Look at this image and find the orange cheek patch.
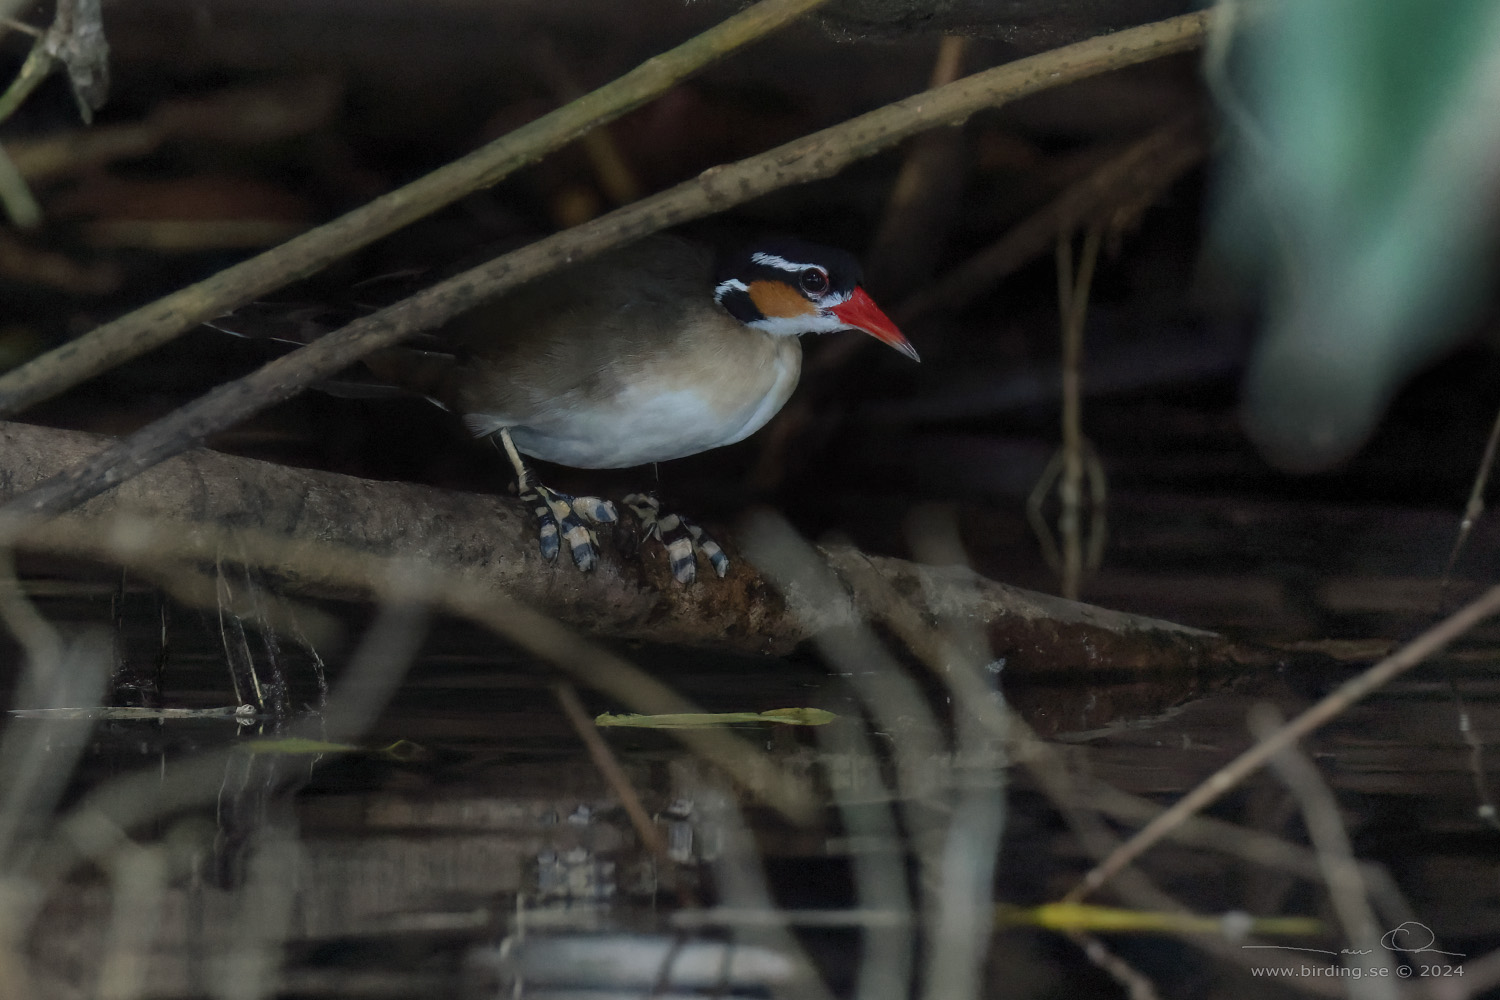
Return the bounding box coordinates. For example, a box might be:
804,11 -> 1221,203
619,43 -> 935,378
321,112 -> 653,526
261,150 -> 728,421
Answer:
748,279 -> 816,319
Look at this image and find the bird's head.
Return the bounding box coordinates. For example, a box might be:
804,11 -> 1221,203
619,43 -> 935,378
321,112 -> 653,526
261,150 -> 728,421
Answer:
713,238 -> 919,361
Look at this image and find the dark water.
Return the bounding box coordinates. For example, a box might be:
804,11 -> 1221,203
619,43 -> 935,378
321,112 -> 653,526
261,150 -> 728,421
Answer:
7,584 -> 1500,1000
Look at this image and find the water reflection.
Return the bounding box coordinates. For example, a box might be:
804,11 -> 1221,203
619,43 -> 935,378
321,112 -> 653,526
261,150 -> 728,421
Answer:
1,589 -> 1497,998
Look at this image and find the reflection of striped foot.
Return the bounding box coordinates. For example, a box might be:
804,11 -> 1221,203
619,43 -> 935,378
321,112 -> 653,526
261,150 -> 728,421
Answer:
522,484 -> 617,571
623,493 -> 729,584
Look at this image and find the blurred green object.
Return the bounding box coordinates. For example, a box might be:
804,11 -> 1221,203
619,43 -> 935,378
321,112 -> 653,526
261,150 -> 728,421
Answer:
1213,0 -> 1500,471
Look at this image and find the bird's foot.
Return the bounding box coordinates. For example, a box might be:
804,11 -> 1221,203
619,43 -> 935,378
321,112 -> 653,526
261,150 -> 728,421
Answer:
623,493 -> 729,584
521,483 -> 618,571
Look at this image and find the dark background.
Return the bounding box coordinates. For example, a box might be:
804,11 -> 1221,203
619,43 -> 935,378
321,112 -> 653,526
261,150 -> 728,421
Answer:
5,0 -> 1500,642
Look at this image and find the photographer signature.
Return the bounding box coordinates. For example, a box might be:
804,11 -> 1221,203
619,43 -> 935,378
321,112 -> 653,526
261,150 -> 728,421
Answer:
1242,921 -> 1465,958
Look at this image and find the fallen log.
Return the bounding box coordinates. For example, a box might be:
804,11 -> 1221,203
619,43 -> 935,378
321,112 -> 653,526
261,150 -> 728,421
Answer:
0,421 -> 1249,673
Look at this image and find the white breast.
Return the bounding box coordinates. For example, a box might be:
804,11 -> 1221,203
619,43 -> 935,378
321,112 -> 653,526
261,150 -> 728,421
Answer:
497,339 -> 801,469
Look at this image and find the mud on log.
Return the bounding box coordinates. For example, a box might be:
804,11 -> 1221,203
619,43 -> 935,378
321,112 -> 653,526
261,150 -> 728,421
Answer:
0,421 -> 1244,673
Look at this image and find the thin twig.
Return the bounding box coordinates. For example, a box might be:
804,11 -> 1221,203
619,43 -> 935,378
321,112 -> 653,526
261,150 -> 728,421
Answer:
902,508 -> 1008,1000
815,720 -> 914,1000
1076,778 -> 1417,930
0,0 -> 835,417
0,11 -> 1214,528
1055,226 -> 1101,599
1438,400 -> 1500,613
1457,704 -> 1500,832
1437,403 -> 1500,836
738,511 -> 951,930
1072,933 -> 1163,1000
1066,583 -> 1500,901
780,539 -> 1354,995
553,682 -> 674,869
1249,703 -> 1397,994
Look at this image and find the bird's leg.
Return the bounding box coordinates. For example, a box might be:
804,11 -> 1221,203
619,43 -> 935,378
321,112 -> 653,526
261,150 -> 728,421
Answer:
622,492 -> 729,584
494,430 -> 617,571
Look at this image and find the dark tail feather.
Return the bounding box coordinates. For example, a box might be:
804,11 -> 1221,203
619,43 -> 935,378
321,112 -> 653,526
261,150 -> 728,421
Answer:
310,378 -> 414,400
203,303 -> 345,346
205,301 -> 459,408
362,347 -> 459,404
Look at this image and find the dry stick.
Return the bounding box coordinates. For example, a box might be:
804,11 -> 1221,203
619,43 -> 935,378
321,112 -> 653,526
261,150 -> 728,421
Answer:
1055,226 -> 1101,600
554,678 -> 698,919
1439,400 -> 1500,612
1065,583 -> 1500,902
0,11 -> 1213,531
839,555 -> 1322,993
817,555 -> 1355,996
0,0 -> 832,418
1072,934 -> 1163,1000
1248,704 -> 1396,989
1079,780 -> 1416,927
901,515 -> 1006,1000
1025,226 -> 1103,594
1436,398 -> 1500,836
553,682 -> 673,868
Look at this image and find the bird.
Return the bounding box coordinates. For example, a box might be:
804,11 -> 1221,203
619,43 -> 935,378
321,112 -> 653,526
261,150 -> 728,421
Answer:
223,235 -> 918,582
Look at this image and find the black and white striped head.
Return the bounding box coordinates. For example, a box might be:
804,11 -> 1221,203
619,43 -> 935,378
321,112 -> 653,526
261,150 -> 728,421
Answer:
713,238 -> 919,360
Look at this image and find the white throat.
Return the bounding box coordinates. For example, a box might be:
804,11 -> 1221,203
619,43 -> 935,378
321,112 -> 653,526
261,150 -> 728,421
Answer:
747,312 -> 850,338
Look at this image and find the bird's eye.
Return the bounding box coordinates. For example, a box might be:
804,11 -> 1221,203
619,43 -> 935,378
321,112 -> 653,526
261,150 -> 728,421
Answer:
799,267 -> 829,296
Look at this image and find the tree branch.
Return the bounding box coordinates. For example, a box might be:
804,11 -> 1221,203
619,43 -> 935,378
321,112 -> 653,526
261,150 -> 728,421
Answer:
0,11 -> 1213,528
0,0 -> 833,416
